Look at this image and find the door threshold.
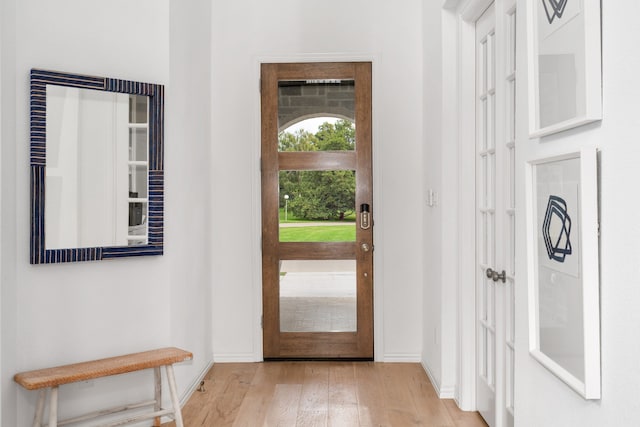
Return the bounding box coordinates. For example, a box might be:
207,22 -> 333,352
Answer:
263,357 -> 374,362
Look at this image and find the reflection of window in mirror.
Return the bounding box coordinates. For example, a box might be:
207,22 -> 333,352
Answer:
127,95 -> 149,246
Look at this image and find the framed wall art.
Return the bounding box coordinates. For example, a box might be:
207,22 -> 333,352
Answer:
527,0 -> 602,138
525,147 -> 600,399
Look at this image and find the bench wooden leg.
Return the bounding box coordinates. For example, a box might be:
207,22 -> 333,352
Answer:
48,386 -> 58,427
32,388 -> 46,427
165,365 -> 184,427
154,367 -> 162,427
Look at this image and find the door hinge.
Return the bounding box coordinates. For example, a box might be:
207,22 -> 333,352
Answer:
259,78 -> 262,93
261,315 -> 263,328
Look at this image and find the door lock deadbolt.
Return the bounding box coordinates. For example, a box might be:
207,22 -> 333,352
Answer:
360,204 -> 371,230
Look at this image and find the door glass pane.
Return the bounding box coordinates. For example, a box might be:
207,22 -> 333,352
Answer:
481,155 -> 488,207
279,260 -> 356,332
486,212 -> 495,265
480,212 -> 487,265
507,346 -> 515,411
481,98 -> 487,151
488,330 -> 495,386
279,170 -> 356,242
481,40 -> 487,94
507,281 -> 515,344
488,153 -> 495,208
482,270 -> 489,321
278,79 -> 355,151
488,93 -> 495,149
481,327 -> 488,378
488,33 -> 495,91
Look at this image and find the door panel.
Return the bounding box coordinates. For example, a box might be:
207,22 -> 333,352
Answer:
261,62 -> 373,359
279,152 -> 356,170
476,6 -> 497,425
476,3 -> 517,427
503,7 -> 517,426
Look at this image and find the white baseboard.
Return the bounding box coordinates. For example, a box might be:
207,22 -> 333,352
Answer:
180,359 -> 215,407
421,361 -> 456,399
160,358 -> 215,424
212,353 -> 258,363
382,353 -> 422,363
439,384 -> 456,399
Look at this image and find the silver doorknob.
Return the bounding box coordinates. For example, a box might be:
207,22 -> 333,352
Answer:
486,268 -> 494,279
361,243 -> 370,252
486,268 -> 506,283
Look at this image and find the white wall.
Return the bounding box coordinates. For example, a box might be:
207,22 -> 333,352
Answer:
514,0 -> 640,425
421,0 -> 462,399
1,0 -> 213,424
167,0 -> 214,399
0,0 -> 4,422
1,0 -> 18,424
421,0 -> 446,394
210,0 -> 425,362
422,0 -> 444,388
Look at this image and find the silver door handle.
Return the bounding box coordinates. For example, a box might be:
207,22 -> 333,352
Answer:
361,243 -> 371,252
486,268 -> 506,283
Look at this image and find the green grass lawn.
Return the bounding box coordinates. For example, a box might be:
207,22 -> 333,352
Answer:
279,225 -> 356,242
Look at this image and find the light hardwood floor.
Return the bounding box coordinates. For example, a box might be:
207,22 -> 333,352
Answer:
163,362 -> 487,427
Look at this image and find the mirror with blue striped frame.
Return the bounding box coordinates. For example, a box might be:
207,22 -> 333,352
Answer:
30,69 -> 164,264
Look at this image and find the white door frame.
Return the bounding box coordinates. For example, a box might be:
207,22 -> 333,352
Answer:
442,0 -> 495,411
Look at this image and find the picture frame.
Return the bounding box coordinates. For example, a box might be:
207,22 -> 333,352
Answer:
527,0 -> 602,138
30,69 -> 164,264
525,148 -> 600,399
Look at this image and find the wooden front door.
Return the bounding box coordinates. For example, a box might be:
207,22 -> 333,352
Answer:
261,62 -> 373,359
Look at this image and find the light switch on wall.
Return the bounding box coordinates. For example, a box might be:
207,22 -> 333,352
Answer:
426,189 -> 439,207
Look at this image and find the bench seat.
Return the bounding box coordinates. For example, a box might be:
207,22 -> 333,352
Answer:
14,347 -> 193,427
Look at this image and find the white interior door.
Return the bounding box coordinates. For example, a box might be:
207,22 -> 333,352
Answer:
475,3 -> 517,427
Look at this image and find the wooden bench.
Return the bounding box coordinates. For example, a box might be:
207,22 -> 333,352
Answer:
14,347 -> 193,427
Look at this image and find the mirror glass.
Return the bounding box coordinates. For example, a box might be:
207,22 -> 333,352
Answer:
30,69 -> 164,264
45,86 -> 149,248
